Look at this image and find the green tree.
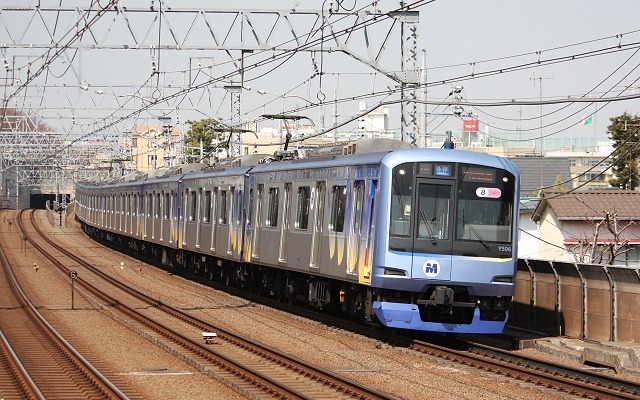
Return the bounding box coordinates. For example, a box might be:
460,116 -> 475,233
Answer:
553,175 -> 565,190
184,118 -> 225,163
608,111 -> 640,190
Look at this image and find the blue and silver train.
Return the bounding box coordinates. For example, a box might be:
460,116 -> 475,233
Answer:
75,138 -> 520,334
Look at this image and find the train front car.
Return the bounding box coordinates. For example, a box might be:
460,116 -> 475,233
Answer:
372,148 -> 520,334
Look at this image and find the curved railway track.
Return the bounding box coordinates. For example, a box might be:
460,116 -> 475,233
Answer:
20,209 -> 397,400
0,210 -> 131,399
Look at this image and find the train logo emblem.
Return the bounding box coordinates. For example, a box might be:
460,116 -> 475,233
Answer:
423,260 -> 440,278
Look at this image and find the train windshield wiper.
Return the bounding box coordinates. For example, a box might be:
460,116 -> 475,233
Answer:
464,218 -> 492,251
420,210 -> 437,245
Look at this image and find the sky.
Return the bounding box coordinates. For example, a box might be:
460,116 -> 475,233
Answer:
1,0 -> 639,153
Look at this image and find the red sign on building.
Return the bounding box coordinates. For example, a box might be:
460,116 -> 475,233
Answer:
462,119 -> 478,132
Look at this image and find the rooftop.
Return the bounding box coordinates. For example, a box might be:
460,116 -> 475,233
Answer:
532,190 -> 640,221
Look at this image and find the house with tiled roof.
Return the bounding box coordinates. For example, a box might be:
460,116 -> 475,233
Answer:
531,190 -> 640,266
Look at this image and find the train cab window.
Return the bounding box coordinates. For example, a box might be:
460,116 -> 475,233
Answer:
189,190 -> 197,221
266,187 -> 279,227
204,190 -> 212,223
455,164 -> 515,243
329,185 -> 347,233
295,186 -> 310,230
219,190 -> 228,225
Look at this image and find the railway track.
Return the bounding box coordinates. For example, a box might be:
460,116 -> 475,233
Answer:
158,244 -> 640,399
20,209 -> 397,399
252,289 -> 640,399
0,210 -> 132,399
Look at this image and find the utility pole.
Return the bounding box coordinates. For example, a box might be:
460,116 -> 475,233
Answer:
530,73 -> 553,154
530,73 -> 552,195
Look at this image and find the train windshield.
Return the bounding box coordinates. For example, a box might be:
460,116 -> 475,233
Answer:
455,164 -> 513,243
390,162 -> 516,257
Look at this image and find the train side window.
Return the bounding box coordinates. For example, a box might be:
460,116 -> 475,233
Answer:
204,190 -> 212,223
147,193 -> 153,218
295,186 -> 310,230
189,190 -> 197,221
330,185 -> 347,233
219,190 -> 228,225
266,187 -> 279,227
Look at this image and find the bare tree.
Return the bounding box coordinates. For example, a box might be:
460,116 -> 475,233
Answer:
568,210 -> 634,265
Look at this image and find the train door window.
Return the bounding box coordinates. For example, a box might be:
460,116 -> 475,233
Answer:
235,189 -> 242,225
247,188 -> 254,226
156,193 -> 161,219
209,187 -> 218,251
132,194 -> 137,216
417,183 -> 451,240
251,185 -> 263,258
279,183 -> 292,262
126,194 -> 131,232
164,192 -> 170,220
390,163 -> 414,237
255,185 -> 263,228
315,182 -> 325,233
329,185 -> 347,233
189,190 -> 197,221
119,194 -> 124,231
310,181 -> 326,268
173,191 -> 179,222
352,181 -> 365,234
294,186 -> 310,230
266,187 -> 279,227
219,190 -> 228,225
204,190 -> 212,223
147,193 -> 153,218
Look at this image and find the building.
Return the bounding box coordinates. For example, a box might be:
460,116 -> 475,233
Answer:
531,190 -> 640,266
127,125 -> 181,173
545,141 -> 613,190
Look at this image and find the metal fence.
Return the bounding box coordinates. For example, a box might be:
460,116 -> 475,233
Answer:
511,258 -> 640,342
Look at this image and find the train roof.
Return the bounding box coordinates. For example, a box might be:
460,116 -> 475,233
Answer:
76,139 -> 519,189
